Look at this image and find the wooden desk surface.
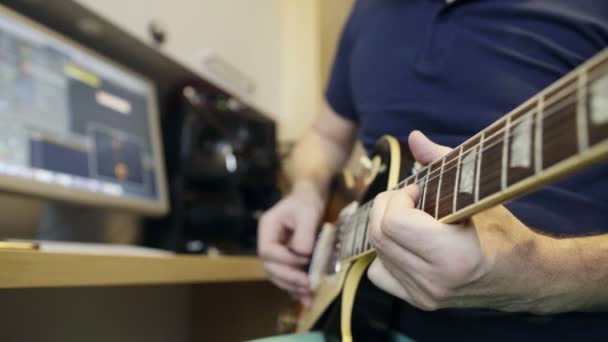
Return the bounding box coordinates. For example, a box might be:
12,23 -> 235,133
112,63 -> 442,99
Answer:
0,249 -> 268,288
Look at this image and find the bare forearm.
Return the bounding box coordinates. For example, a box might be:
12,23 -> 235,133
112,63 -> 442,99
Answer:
286,103 -> 357,198
546,234 -> 608,312
289,128 -> 352,196
494,228 -> 608,314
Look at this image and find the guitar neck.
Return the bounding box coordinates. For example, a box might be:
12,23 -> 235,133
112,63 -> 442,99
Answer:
336,48 -> 608,262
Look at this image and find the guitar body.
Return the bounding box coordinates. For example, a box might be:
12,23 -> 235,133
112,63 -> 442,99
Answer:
296,135 -> 414,340
289,49 -> 608,341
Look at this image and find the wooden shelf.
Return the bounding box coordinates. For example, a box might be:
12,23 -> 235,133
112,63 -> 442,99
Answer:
0,249 -> 268,289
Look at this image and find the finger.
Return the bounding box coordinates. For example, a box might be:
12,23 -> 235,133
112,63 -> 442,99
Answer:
271,276 -> 310,294
258,212 -> 285,246
258,212 -> 309,264
264,261 -> 310,288
259,243 -> 309,265
408,130 -> 452,165
371,221 -> 430,273
287,291 -> 313,306
396,184 -> 421,209
369,186 -> 419,230
372,229 -> 439,301
289,208 -> 320,256
372,186 -> 431,240
372,253 -> 440,311
368,258 -> 411,301
369,197 -> 435,291
369,192 -> 391,239
379,187 -> 442,259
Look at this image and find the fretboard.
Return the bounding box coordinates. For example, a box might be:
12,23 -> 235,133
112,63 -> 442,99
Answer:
336,48 -> 608,262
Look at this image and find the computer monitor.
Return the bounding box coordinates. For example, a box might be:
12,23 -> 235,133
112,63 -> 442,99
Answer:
0,4 -> 168,215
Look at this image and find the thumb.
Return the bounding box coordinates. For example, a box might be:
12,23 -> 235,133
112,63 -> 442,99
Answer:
408,130 -> 452,165
289,210 -> 319,256
368,258 -> 409,301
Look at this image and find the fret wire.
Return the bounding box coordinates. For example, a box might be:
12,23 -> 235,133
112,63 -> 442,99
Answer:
355,203 -> 368,255
408,77 -> 603,218
341,224 -> 348,260
365,202 -> 372,249
448,97 -> 568,191
360,202 -> 369,253
414,172 -> 422,210
340,96 -> 605,260
435,127 -> 577,214
413,93 -> 581,192
368,65 -> 605,229
410,122 -> 564,217
355,207 -> 365,255
420,170 -> 429,211
362,202 -> 372,253
543,105 -> 591,139
335,201 -> 373,261
344,215 -> 354,258
535,97 -> 544,173
337,224 -> 345,260
436,101 -> 582,207
435,157 -> 446,219
395,68 -> 606,191
362,217 -> 370,253
339,221 -> 347,259
350,209 -> 361,256
352,209 -> 360,256
474,133 -> 484,202
453,146 -> 463,213
501,115 -> 511,190
577,69 -> 589,151
348,213 -> 357,257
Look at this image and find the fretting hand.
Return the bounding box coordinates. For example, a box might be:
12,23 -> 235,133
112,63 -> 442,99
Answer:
367,131 -> 585,313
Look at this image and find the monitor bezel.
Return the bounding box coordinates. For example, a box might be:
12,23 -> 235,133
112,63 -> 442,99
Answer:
0,4 -> 169,216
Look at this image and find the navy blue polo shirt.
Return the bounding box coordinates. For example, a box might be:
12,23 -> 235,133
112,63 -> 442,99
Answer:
326,0 -> 608,339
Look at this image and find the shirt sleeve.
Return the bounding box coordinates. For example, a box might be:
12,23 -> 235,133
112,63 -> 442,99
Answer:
325,5 -> 359,122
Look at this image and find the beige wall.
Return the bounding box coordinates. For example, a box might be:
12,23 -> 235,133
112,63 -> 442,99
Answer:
278,1 -> 321,141
320,0 -> 354,87
74,0 -> 353,143
75,0 -> 312,140
278,0 -> 354,141
74,0 -> 282,124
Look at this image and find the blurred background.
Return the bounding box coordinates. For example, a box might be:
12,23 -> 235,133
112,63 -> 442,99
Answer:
0,0 -> 356,254
0,1 -> 365,341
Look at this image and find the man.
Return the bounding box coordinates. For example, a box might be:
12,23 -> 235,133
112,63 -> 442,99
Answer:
258,0 -> 608,340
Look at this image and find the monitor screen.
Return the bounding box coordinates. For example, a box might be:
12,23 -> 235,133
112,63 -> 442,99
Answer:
0,5 -> 168,215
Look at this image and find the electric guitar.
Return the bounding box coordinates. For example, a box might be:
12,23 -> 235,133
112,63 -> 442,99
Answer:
297,48 -> 608,341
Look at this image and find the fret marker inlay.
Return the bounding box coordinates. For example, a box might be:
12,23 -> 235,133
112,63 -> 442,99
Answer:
510,111 -> 533,168
459,147 -> 476,194
590,75 -> 608,125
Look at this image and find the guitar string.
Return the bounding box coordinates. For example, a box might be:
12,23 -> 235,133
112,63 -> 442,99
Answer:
347,97 -> 595,257
395,67 -> 606,190
426,65 -> 605,179
403,72 -> 598,196
423,102 -> 584,219
401,90 -> 579,195
400,96 -> 580,190
338,97 -> 579,258
340,86 -> 605,257
345,116 -> 603,258
337,68 -> 607,257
